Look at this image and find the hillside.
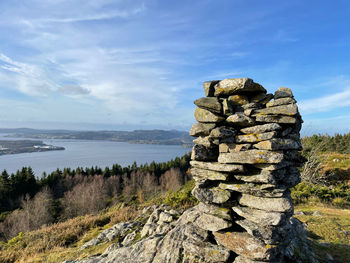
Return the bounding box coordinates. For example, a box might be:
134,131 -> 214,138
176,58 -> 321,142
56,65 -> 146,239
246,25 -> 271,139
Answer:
0,140 -> 64,156
0,128 -> 193,146
0,181 -> 349,263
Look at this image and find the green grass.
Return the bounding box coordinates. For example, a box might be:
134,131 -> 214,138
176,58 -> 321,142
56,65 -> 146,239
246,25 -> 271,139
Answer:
321,153 -> 350,170
295,204 -> 350,263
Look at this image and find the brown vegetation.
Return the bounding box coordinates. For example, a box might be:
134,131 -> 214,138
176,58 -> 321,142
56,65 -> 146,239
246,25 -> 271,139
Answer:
0,167 -> 190,242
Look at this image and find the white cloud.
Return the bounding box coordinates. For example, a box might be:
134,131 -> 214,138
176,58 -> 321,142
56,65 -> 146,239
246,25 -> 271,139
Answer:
299,88 -> 350,114
58,85 -> 90,95
0,53 -> 59,96
0,0 -> 276,128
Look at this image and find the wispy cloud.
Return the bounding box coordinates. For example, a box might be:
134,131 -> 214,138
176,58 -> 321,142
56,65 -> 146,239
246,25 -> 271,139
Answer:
1,0 -> 347,130
58,85 -> 90,95
299,88 -> 350,114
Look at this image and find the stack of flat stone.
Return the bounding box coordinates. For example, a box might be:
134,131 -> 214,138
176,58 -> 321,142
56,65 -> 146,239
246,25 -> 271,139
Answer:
190,78 -> 306,262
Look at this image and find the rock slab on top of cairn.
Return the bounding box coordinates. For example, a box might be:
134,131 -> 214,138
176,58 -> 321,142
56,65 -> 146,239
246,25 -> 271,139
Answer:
189,78 -> 317,262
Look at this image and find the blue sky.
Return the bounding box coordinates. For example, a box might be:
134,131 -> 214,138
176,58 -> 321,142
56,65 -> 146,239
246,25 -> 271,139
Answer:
0,0 -> 350,133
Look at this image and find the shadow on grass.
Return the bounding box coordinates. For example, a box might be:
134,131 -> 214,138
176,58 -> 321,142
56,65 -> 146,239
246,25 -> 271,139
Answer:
308,230 -> 350,263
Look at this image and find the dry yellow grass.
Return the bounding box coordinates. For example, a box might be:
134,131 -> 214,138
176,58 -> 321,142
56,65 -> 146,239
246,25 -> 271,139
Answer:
0,205 -> 140,263
295,204 -> 350,263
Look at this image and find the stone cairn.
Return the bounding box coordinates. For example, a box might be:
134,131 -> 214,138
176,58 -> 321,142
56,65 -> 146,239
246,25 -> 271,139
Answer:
189,78 -> 305,262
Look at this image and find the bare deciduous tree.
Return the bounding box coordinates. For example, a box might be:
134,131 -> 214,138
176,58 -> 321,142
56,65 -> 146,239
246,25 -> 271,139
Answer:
0,187 -> 54,240
60,175 -> 108,219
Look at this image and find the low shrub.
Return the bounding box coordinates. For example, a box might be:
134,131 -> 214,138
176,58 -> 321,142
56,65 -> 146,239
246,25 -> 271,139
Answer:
164,180 -> 198,208
291,182 -> 350,207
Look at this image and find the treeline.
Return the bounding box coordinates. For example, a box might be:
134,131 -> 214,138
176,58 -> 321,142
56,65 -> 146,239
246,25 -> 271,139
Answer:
0,153 -> 191,240
302,132 -> 350,154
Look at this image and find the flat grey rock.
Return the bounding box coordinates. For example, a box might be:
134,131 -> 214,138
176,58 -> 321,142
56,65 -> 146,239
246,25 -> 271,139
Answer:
192,185 -> 231,204
239,194 -> 293,213
232,206 -> 288,226
194,107 -> 225,123
194,212 -> 232,232
218,150 -> 284,164
227,113 -> 255,127
254,138 -> 302,150
190,160 -> 245,173
191,167 -> 229,181
266,97 -> 296,107
194,97 -> 222,114
189,123 -> 216,137
240,123 -> 282,134
274,87 -> 293,99
236,131 -> 277,143
214,78 -> 266,96
254,103 -> 298,116
255,114 -> 297,124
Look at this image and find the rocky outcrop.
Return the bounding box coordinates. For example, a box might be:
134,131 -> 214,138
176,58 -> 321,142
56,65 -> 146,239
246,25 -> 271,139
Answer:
63,205 -> 233,263
63,78 -> 317,263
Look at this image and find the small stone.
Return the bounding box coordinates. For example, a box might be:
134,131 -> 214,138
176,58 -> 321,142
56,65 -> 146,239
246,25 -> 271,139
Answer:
196,202 -> 232,220
214,78 -> 266,97
203,80 -> 220,97
266,97 -> 296,107
190,161 -> 245,173
209,126 -> 236,139
232,206 -> 288,226
236,131 -> 277,143
254,138 -> 302,150
193,136 -> 216,148
255,115 -> 297,124
294,211 -> 305,215
191,167 -> 229,181
158,212 -> 174,223
227,113 -> 255,127
228,94 -> 249,106
213,231 -> 278,261
191,144 -> 218,161
239,194 -> 293,213
222,98 -> 235,115
240,123 -> 282,134
275,87 -> 293,99
312,211 -> 322,217
189,123 -> 216,137
242,102 -> 261,110
194,213 -> 232,232
218,150 -> 284,164
195,107 -> 225,123
194,97 -> 222,114
254,103 -> 298,116
219,143 -> 251,153
244,108 -> 254,116
219,143 -> 229,153
192,185 -> 231,204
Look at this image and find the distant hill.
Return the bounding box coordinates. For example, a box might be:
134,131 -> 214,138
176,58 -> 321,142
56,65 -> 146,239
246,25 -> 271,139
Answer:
0,128 -> 193,146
